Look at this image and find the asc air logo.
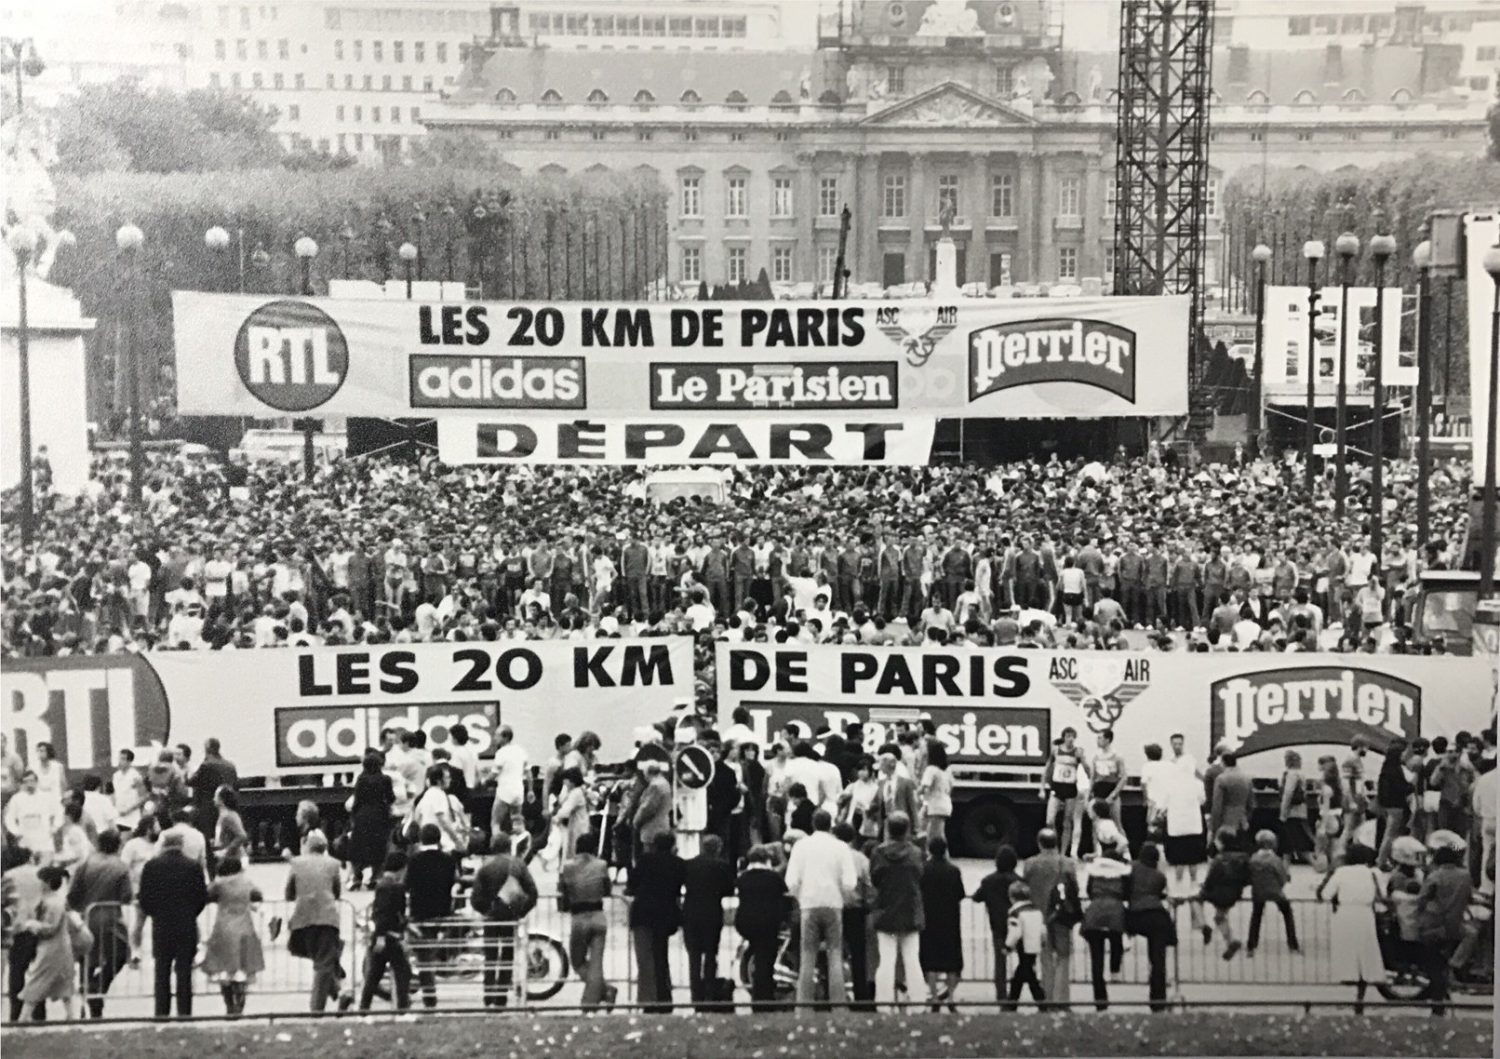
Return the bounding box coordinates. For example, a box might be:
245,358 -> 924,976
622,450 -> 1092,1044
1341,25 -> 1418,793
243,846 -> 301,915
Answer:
234,300 -> 350,412
875,304 -> 957,367
969,318 -> 1137,403
1048,655 -> 1151,734
1211,666 -> 1420,758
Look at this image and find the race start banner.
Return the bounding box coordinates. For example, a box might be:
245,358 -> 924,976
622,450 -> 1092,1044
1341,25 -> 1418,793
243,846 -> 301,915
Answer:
2,639 -> 692,778
435,416 -> 938,465
715,643 -> 1491,778
170,293 -> 1190,420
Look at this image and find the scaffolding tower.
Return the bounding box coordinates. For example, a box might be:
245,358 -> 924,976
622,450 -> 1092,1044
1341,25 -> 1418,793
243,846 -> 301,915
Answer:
1112,0 -> 1215,405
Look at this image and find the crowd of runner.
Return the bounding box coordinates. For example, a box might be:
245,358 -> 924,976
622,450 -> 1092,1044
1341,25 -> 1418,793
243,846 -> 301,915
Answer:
0,446 -> 1482,658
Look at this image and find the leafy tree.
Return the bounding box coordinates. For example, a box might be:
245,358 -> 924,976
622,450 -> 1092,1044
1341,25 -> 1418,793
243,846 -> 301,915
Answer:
409,130 -> 508,170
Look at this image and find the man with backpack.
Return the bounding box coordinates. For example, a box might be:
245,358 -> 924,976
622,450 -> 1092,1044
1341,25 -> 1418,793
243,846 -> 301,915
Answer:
1021,827 -> 1080,1006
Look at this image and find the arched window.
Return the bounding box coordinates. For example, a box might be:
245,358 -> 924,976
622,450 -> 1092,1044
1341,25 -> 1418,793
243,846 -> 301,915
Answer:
1057,90 -> 1082,105
1391,87 -> 1414,104
494,86 -> 517,103
634,89 -> 655,104
726,89 -> 748,108
1293,89 -> 1317,104
540,88 -> 563,104
1246,89 -> 1270,105
680,88 -> 702,104
817,88 -> 842,105
1342,88 -> 1365,103
587,88 -> 609,104
771,89 -> 794,106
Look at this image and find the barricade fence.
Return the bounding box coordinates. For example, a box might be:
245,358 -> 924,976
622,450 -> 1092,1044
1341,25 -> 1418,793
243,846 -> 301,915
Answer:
0,892 -> 1400,1021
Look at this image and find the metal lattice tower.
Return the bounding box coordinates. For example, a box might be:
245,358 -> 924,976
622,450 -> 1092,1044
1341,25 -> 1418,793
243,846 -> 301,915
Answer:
1112,0 -> 1215,390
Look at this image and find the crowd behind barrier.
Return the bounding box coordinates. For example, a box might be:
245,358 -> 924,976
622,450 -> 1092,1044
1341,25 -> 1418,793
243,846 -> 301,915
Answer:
1,446 -> 1486,661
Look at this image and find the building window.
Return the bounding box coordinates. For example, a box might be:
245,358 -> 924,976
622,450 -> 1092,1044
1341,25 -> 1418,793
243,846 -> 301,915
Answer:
336,105 -> 345,120
236,38 -> 247,59
288,104 -> 300,121
994,66 -> 1013,97
773,177 -> 794,218
545,129 -> 560,141
373,107 -> 381,123
391,107 -> 400,122
1392,129 -> 1408,141
1288,16 -> 1310,35
252,72 -> 263,88
1205,178 -> 1219,218
495,129 -> 511,140
937,175 -> 960,220
819,177 -> 839,218
637,130 -> 653,142
1059,247 -> 1078,280
410,107 -> 419,122
231,72 -> 241,87
295,73 -> 304,88
363,75 -> 372,90
437,42 -> 447,62
424,76 -> 433,91
1470,76 -> 1491,92
1249,130 -> 1265,142
729,131 -> 746,142
337,133 -> 346,152
591,129 -> 607,141
726,176 -> 748,218
773,131 -> 791,142
1477,46 -> 1498,61
353,133 -> 363,150
1058,176 -> 1081,219
990,173 -> 1013,217
882,174 -> 906,218
382,75 -> 391,91
402,76 -> 411,91
683,128 -> 699,142
353,105 -> 362,121
1296,130 -> 1313,141
1344,129 -> 1361,141
819,245 -> 838,284
727,246 -> 747,284
257,39 -> 268,59
681,245 -> 702,282
352,39 -> 362,61
210,72 -> 221,86
394,41 -> 404,62
1105,177 -> 1117,215
680,176 -> 702,218
215,39 -> 226,59
273,73 -> 284,88
414,41 -> 424,63
886,65 -> 905,94
278,38 -> 288,59
373,40 -> 383,61
772,245 -> 793,282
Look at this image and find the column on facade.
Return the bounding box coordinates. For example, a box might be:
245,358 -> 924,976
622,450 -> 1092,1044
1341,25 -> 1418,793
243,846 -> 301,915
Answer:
907,151 -> 928,283
967,151 -> 990,286
1082,161 -> 1102,281
856,155 -> 880,287
797,155 -> 818,284
1034,154 -> 1055,284
1015,153 -> 1037,283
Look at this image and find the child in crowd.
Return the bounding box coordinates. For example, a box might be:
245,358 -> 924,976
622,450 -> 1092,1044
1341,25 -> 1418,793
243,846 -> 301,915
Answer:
1003,880 -> 1046,1010
1089,799 -> 1128,859
1246,830 -> 1300,956
1200,826 -> 1251,959
786,783 -> 814,834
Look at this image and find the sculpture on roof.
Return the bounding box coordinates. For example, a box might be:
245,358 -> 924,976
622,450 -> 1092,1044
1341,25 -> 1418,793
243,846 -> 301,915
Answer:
799,68 -> 811,100
918,1 -> 982,37
1088,67 -> 1103,101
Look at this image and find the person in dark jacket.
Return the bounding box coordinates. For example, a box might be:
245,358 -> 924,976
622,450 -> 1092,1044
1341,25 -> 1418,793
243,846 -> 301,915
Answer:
1126,842 -> 1176,1012
869,811 -> 924,1010
919,836 -> 965,1010
67,828 -> 132,1018
406,824 -> 458,1008
470,833 -> 539,1008
971,845 -> 1021,1002
682,834 -> 736,1011
347,750 -> 395,890
1200,827 -> 1251,959
1246,830 -> 1300,955
137,829 -> 209,1017
1081,849 -> 1132,1010
1416,838 -> 1474,1015
1375,740 -> 1414,871
359,850 -> 412,1010
626,831 -> 686,1013
190,738 -> 239,853
734,844 -> 791,1012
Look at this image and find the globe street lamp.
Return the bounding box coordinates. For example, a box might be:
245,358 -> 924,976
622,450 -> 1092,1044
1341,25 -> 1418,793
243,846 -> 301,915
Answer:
1412,239 -> 1433,546
1333,231 -> 1361,519
204,225 -> 231,292
8,224 -> 38,545
294,234 -> 319,296
1481,243 -> 1500,598
1368,230 -> 1396,562
1,37 -> 45,114
398,241 -> 418,299
1302,239 -> 1325,493
115,223 -> 145,505
1250,242 -> 1271,457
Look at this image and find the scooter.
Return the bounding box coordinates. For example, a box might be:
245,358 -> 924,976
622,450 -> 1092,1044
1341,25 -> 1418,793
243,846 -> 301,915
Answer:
1376,893 -> 1494,1001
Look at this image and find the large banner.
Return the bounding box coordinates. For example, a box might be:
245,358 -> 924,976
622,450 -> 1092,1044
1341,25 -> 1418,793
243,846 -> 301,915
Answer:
436,416 -> 938,465
1262,285 -> 1405,389
715,644 -> 1490,778
171,293 -> 1190,420
2,639 -> 691,778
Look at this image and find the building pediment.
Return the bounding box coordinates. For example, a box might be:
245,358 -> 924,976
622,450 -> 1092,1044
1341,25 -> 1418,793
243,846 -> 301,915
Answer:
859,82 -> 1036,128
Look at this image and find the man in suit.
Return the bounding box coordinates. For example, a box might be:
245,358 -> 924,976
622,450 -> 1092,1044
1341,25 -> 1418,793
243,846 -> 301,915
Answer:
632,760 -> 673,856
470,832 -> 539,1008
871,745 -> 918,838
681,833 -> 736,1012
285,830 -> 345,1011
1021,827 -> 1078,1005
69,828 -> 134,1018
1209,752 -> 1254,850
190,737 -> 239,848
138,829 -> 209,1017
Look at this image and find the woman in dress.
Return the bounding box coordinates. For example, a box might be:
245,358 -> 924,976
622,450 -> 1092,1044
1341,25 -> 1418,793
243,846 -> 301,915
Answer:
1319,843 -> 1386,1015
918,836 -> 965,1011
919,741 -> 954,844
551,768 -> 591,861
1314,756 -> 1345,880
201,854 -> 265,1016
17,865 -> 78,1020
214,785 -> 249,868
1277,750 -> 1314,866
840,755 -> 881,842
347,750 -> 395,890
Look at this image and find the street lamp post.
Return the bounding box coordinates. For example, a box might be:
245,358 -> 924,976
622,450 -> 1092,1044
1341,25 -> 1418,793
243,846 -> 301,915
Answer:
294,235 -> 320,480
1333,232 -> 1360,519
398,241 -> 418,299
1,37 -> 44,113
339,223 -> 355,281
1369,230 -> 1396,561
1302,240 -> 1325,494
8,225 -> 38,545
1250,242 -> 1271,457
411,209 -> 426,281
441,203 -> 456,284
1481,244 -> 1500,598
1413,239 -> 1433,547
204,226 -> 231,292
115,224 -> 145,505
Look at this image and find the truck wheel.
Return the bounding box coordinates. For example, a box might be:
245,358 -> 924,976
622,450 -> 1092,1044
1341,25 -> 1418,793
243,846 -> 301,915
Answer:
958,800 -> 1016,859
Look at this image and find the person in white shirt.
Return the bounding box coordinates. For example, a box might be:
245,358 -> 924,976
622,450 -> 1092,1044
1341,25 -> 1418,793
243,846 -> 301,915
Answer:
489,726 -> 530,836
684,589 -> 715,632
446,723 -> 481,791
32,742 -> 67,808
4,771 -> 59,856
519,579 -> 552,617
127,558 -> 153,619
784,743 -> 835,809
783,810 -> 856,1005
411,766 -> 463,852
80,775 -> 119,835
112,749 -> 147,829
813,748 -> 845,815
722,707 -> 758,749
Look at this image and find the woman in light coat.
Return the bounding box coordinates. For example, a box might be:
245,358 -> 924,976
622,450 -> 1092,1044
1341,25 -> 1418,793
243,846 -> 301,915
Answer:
1320,843 -> 1385,1015
18,865 -> 79,1020
201,854 -> 265,1015
552,768 -> 591,861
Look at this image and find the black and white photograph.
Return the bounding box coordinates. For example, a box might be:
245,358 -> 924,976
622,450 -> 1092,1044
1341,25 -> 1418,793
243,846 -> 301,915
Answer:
0,0 -> 1497,1056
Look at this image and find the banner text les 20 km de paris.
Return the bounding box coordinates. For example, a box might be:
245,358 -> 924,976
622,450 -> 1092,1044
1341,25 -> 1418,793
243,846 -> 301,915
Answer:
171,293 -> 1190,423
